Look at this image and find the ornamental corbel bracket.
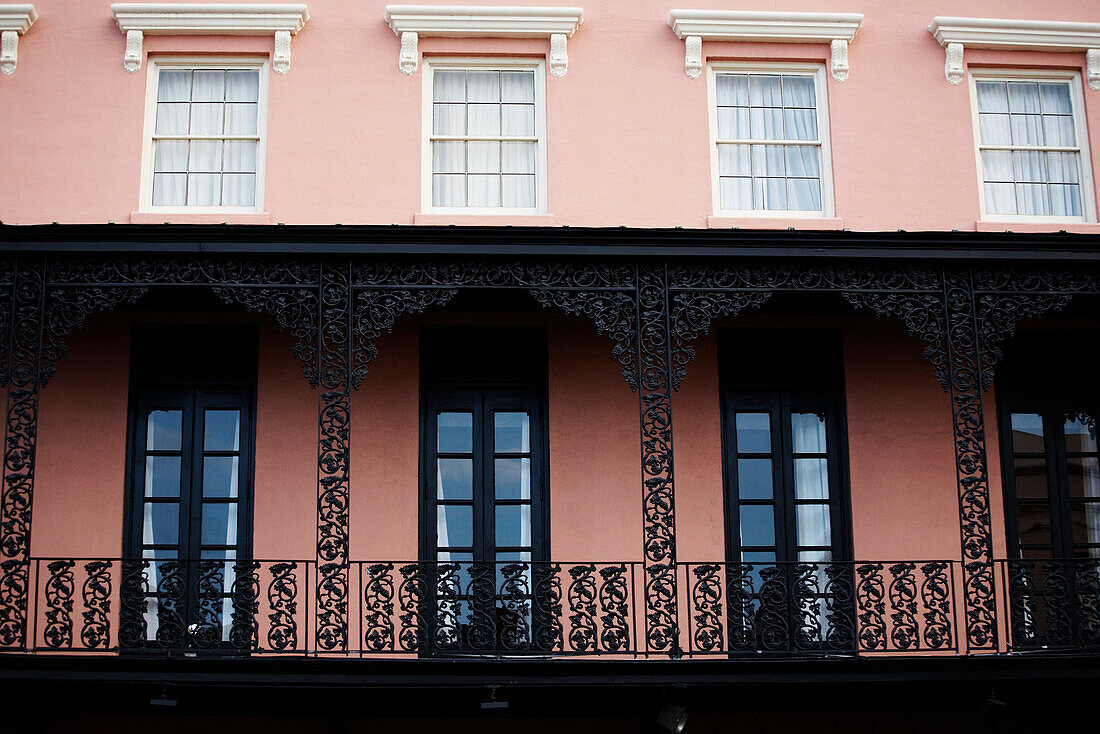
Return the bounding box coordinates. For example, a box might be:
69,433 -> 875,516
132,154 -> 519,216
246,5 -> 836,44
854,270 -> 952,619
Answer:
667,9 -> 863,81
929,17 -> 1100,88
0,4 -> 37,75
384,5 -> 583,76
110,3 -> 310,74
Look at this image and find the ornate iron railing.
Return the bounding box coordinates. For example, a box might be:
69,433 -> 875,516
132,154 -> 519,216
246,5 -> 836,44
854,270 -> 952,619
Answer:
1000,558 -> 1100,652
1,557 -> 993,657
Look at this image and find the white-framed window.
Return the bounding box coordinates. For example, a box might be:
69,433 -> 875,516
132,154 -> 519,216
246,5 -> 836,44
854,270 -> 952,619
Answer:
708,64 -> 834,218
969,71 -> 1096,222
140,59 -> 269,213
423,59 -> 548,213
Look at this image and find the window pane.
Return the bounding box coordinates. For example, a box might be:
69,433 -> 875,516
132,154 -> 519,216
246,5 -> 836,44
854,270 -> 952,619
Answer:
145,456 -> 181,498
741,550 -> 775,564
1012,151 -> 1046,183
467,141 -> 500,173
433,175 -> 466,207
1007,82 -> 1041,113
1010,115 -> 1043,146
796,504 -> 831,547
186,174 -> 222,206
1068,458 -> 1100,499
433,141 -> 465,174
502,175 -> 536,208
798,549 -> 832,563
143,503 -> 179,546
1064,414 -> 1097,452
1075,504 -> 1100,547
1017,503 -> 1053,547
495,458 -> 531,500
501,71 -> 534,103
222,141 -> 257,173
719,178 -> 752,210
188,140 -> 222,173
1040,83 -> 1072,114
794,458 -> 829,500
787,178 -> 822,211
716,75 -> 749,106
749,108 -> 783,140
718,144 -> 751,176
158,70 -> 193,102
981,150 -> 1014,182
984,183 -> 1016,215
749,75 -> 782,106
784,146 -> 820,178
751,146 -> 785,177
754,177 -> 787,210
735,412 -> 770,453
437,505 -> 473,548
147,410 -> 183,451
737,458 -> 773,500
156,103 -> 190,135
434,71 -> 466,102
468,104 -> 501,136
717,107 -> 749,139
783,109 -> 817,140
975,81 -> 1008,113
152,174 -> 187,206
792,413 -> 826,453
1014,458 -> 1049,499
1049,185 -> 1082,217
501,105 -> 535,137
467,175 -> 501,207
201,503 -> 238,546
1016,183 -> 1049,216
202,456 -> 239,498
495,412 -> 530,453
496,505 -> 532,547
437,458 -> 473,500
1046,152 -> 1079,184
1011,413 -> 1045,453
190,103 -> 224,135
467,71 -> 500,102
154,141 -> 189,172
225,71 -> 259,102
224,103 -> 258,135
739,505 -> 775,547
438,412 -> 473,453
192,71 -> 224,102
782,76 -> 815,108
978,113 -> 1011,145
501,142 -> 536,174
1042,115 -> 1076,146
221,174 -> 255,206
433,103 -> 466,135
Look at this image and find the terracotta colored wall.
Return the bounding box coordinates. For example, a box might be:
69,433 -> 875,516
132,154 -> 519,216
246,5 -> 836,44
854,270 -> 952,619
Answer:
3,0 -> 1099,231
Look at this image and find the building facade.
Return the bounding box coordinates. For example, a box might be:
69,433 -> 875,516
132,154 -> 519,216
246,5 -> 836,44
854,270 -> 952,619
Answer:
3,1 -> 1100,731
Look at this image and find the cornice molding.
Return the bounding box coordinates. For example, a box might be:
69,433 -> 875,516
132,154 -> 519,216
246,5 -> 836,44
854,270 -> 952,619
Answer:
0,4 -> 37,75
110,3 -> 310,74
383,5 -> 583,76
929,17 -> 1100,88
667,9 -> 863,81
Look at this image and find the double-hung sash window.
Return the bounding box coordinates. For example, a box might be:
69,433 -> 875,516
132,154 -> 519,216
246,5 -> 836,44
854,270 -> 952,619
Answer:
143,61 -> 267,212
710,67 -> 833,216
971,74 -> 1095,221
426,61 -> 546,212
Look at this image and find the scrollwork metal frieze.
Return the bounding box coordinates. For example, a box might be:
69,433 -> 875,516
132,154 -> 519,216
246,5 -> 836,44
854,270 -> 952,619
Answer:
976,294 -> 1073,388
214,287 -> 320,386
353,288 -> 457,388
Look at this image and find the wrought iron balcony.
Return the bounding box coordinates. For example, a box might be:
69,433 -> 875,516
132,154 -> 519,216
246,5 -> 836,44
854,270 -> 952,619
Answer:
4,557 -> 1099,658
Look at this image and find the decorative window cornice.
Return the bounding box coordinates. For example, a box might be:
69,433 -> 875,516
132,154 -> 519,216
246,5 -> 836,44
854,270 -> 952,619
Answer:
929,17 -> 1100,89
0,4 -> 37,75
666,9 -> 863,81
384,5 -> 583,76
110,3 -> 310,74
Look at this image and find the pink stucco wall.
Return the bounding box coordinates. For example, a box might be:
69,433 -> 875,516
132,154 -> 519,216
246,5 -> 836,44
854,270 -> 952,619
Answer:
3,0 -> 1099,230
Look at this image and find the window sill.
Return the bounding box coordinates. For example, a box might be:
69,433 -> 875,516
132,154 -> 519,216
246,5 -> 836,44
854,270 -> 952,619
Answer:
707,216 -> 844,230
130,212 -> 276,225
974,220 -> 1100,234
413,213 -> 559,226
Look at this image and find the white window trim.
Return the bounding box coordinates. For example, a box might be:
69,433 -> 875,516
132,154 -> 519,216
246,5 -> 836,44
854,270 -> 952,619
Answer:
421,57 -> 549,215
967,69 -> 1097,224
139,57 -> 270,215
707,62 -> 835,219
